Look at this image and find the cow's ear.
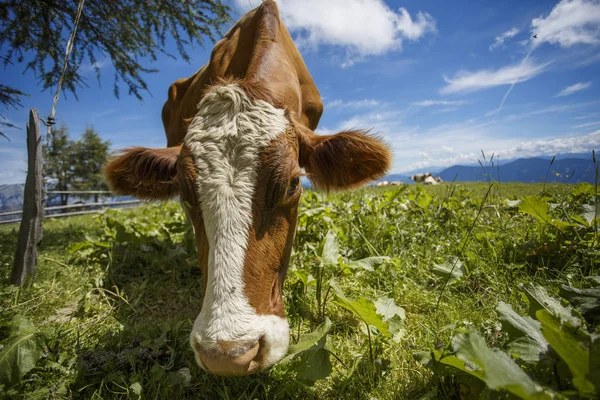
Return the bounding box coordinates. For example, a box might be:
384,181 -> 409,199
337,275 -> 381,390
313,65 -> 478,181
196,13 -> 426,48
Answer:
103,146 -> 181,200
298,127 -> 392,191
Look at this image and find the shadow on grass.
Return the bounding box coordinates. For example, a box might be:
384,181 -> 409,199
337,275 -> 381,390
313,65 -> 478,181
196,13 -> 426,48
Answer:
70,227 -> 320,399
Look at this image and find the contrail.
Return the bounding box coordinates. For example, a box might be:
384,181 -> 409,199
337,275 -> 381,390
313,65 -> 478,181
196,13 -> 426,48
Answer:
493,43 -> 536,119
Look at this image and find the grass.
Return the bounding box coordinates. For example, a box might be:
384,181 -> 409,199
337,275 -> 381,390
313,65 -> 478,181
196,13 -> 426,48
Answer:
0,181 -> 597,399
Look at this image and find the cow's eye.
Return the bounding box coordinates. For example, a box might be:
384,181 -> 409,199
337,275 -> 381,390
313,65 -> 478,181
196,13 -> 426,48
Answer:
287,176 -> 300,196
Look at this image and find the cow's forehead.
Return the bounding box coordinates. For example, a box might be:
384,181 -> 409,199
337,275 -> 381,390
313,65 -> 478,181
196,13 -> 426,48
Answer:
184,85 -> 288,173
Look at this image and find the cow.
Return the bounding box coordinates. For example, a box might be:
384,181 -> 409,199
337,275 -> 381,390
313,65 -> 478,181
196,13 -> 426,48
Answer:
103,1 -> 391,377
410,172 -> 432,183
411,172 -> 443,184
423,175 -> 439,185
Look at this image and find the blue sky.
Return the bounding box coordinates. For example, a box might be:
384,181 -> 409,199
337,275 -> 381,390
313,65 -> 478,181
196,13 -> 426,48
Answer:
2,0 -> 600,184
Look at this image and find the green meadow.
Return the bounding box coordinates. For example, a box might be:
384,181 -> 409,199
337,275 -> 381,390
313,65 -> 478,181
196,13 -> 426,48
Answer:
1,182 -> 598,399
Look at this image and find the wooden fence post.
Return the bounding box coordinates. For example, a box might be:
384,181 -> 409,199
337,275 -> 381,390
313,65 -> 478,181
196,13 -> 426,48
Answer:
11,109 -> 44,286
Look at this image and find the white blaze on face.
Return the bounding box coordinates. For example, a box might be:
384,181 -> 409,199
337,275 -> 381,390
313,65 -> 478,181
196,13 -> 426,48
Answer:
185,84 -> 290,369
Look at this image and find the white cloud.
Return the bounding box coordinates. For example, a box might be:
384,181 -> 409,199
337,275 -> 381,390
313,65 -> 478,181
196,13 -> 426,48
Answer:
555,81 -> 592,97
575,121 -> 600,128
573,112 -> 599,119
440,59 -> 550,94
433,107 -> 460,114
327,99 -> 381,109
91,108 -> 116,119
532,0 -> 600,48
79,58 -> 111,73
504,101 -> 598,121
505,130 -> 600,156
326,105 -> 600,173
489,27 -> 520,50
235,0 -> 436,65
411,100 -> 469,107
396,130 -> 600,173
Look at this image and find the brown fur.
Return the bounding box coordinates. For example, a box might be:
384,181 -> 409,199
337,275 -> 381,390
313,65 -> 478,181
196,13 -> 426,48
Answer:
243,135 -> 300,317
103,146 -> 180,200
160,0 -> 323,147
296,122 -> 392,191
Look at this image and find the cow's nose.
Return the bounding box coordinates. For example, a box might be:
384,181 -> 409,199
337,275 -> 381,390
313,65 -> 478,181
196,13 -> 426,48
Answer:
191,336 -> 263,376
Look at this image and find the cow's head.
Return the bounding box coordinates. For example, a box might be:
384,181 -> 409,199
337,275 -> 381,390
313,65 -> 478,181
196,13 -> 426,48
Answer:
103,1 -> 391,377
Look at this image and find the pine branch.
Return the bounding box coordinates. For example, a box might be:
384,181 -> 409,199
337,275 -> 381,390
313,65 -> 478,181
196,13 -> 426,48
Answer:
0,0 -> 233,107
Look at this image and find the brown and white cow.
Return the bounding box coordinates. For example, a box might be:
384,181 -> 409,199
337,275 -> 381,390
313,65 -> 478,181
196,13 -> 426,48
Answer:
411,172 -> 443,185
103,1 -> 391,376
410,172 -> 432,183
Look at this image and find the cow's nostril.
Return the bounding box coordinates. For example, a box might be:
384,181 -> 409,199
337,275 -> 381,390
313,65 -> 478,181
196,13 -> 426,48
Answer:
191,337 -> 262,376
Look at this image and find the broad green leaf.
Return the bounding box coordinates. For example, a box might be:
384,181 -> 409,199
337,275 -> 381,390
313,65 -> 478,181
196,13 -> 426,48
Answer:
321,230 -> 341,265
571,214 -> 591,227
432,257 -> 465,283
281,318 -> 333,364
519,196 -> 576,230
294,270 -> 316,287
580,203 -> 599,225
384,185 -> 408,202
299,206 -> 326,217
0,316 -> 46,388
375,297 -> 406,342
436,352 -> 485,381
584,275 -> 600,286
281,319 -> 334,382
518,283 -> 582,327
572,183 -> 594,196
519,196 -> 550,223
331,284 -> 390,337
415,350 -> 502,396
328,278 -> 345,299
348,256 -> 390,272
332,297 -> 390,337
508,337 -> 553,366
452,331 -> 552,399
496,302 -> 548,363
293,340 -> 332,382
413,351 -> 432,367
559,285 -> 600,323
536,310 -> 593,394
375,297 -> 406,321
415,188 -> 433,210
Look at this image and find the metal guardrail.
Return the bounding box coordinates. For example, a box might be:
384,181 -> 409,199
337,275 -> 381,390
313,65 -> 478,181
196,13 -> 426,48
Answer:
0,193 -> 142,225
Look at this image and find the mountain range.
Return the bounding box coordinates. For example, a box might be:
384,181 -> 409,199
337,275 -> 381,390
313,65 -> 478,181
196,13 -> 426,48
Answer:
377,152 -> 597,185
0,184 -> 24,212
1,154 -> 597,212
438,157 -> 596,183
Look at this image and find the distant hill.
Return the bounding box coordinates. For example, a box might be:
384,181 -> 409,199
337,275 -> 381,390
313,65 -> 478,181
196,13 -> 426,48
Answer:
401,152 -> 596,178
438,157 -> 597,183
0,184 -> 24,212
374,174 -> 412,184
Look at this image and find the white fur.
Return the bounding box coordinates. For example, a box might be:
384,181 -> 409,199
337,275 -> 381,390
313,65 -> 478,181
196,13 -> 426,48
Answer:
185,84 -> 290,370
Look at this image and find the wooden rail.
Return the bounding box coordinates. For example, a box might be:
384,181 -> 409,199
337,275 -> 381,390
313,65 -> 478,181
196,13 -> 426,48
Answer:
46,190 -> 112,194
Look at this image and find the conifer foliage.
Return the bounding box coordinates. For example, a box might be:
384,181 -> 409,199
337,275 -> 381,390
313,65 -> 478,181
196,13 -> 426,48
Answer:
0,0 -> 232,113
